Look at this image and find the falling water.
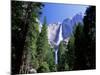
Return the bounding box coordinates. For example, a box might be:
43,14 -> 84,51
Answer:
54,24 -> 63,64
55,48 -> 58,64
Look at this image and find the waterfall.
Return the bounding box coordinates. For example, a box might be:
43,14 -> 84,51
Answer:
54,24 -> 63,64
57,23 -> 63,45
55,48 -> 58,64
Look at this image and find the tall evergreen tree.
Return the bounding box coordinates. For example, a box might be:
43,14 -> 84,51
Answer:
36,16 -> 50,72
73,23 -> 86,70
57,41 -> 69,71
57,41 -> 65,71
36,16 -> 48,62
83,6 -> 96,69
67,36 -> 75,70
45,47 -> 55,72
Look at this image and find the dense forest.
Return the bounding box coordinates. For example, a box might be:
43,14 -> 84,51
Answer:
11,1 -> 96,74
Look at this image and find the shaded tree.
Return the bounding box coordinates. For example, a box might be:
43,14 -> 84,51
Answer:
73,23 -> 86,70
57,41 -> 69,71
73,6 -> 96,70
83,6 -> 96,69
67,36 -> 75,70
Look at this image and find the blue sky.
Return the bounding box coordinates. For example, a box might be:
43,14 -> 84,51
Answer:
40,3 -> 89,24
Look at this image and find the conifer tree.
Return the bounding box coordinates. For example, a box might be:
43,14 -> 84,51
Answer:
58,41 -> 69,71
83,6 -> 96,69
73,23 -> 86,70
45,47 -> 55,72
67,36 -> 75,70
36,16 -> 50,72
36,16 -> 48,62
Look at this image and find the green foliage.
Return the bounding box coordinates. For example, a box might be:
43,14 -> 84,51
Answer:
29,21 -> 40,70
36,17 -> 52,72
65,64 -> 69,70
58,41 -> 64,66
83,6 -> 96,69
73,6 -> 96,70
11,1 -> 44,74
57,41 -> 69,71
31,58 -> 39,69
37,62 -> 50,73
57,6 -> 96,71
45,47 -> 55,72
73,23 -> 86,70
57,23 -> 84,71
67,36 -> 75,70
36,17 -> 49,63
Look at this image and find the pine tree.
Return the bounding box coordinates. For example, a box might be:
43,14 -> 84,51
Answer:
36,17 -> 48,62
67,36 -> 75,70
83,6 -> 96,69
36,16 -> 50,72
45,47 -> 55,72
72,6 -> 96,70
57,41 -> 69,71
73,23 -> 86,70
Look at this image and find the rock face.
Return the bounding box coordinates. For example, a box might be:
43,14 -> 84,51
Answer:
62,18 -> 71,39
62,13 -> 83,40
47,22 -> 62,47
47,13 -> 83,47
